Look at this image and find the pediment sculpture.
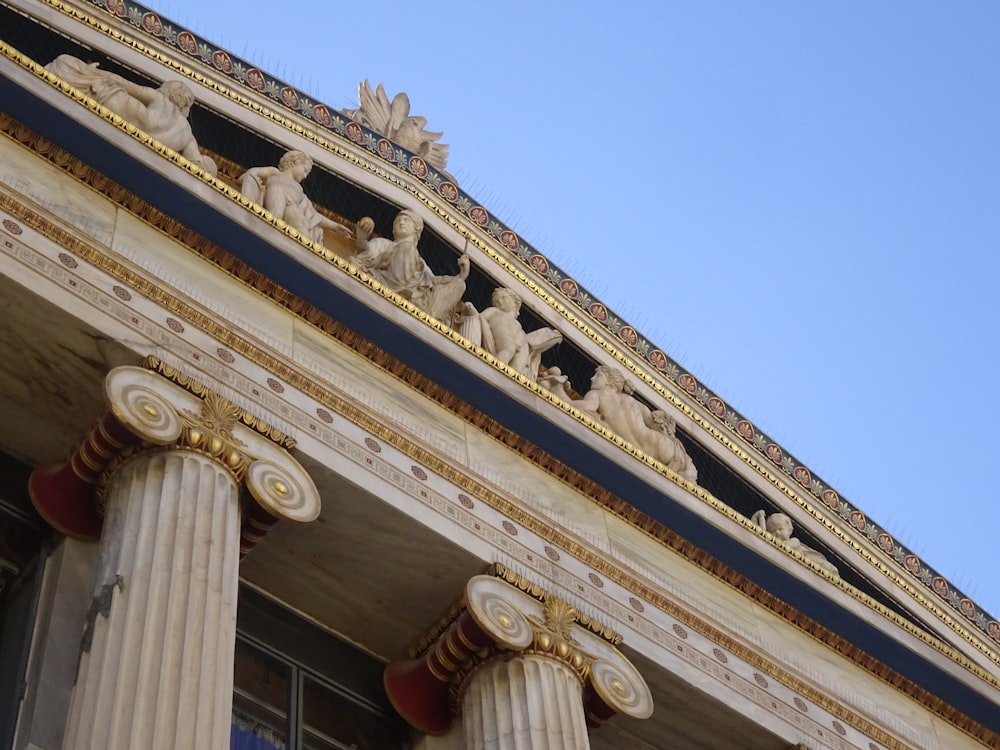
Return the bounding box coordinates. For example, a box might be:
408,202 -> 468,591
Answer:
45,54 -> 218,176
565,365 -> 698,483
751,510 -> 839,576
458,288 -> 563,381
353,209 -> 469,322
538,367 -> 573,401
344,80 -> 450,171
239,150 -> 352,246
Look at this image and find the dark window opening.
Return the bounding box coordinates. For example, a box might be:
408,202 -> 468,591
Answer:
0,455 -> 47,748
233,586 -> 408,750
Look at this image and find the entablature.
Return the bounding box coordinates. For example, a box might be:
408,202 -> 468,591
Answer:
1,116 -> 999,748
1,2 -> 999,745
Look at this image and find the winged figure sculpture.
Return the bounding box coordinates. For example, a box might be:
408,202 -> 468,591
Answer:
344,80 -> 450,171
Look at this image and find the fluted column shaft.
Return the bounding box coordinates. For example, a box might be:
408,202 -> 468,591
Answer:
63,448 -> 241,750
463,655 -> 590,750
28,365 -> 320,750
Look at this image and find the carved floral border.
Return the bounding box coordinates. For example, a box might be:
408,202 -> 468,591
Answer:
0,201 -> 958,750
16,0 -> 1000,648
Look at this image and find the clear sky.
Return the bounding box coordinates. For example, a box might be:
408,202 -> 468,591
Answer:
153,1 -> 1000,618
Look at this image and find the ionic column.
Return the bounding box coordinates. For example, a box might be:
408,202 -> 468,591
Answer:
385,573 -> 652,750
463,655 -> 590,750
29,365 -> 320,750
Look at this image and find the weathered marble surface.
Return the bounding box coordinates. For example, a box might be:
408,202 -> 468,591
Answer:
13,540 -> 99,750
45,54 -> 217,176
64,449 -> 242,750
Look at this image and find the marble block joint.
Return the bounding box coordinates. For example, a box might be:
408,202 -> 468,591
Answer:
384,572 -> 653,745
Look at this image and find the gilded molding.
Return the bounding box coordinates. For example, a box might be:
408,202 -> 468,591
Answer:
522,596 -> 592,684
386,575 -> 652,731
176,390 -> 252,478
5,102 -> 995,674
7,0 -> 997,672
144,356 -> 296,449
489,562 -> 622,646
406,600 -> 466,661
3,128 -> 1000,747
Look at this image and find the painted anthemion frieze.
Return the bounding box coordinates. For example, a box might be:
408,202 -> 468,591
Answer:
344,80 -> 450,171
45,54 -> 218,176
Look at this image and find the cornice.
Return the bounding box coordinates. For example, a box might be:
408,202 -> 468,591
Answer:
1,126 -> 999,747
5,0 -> 997,652
143,356 -> 295,449
2,54 -> 999,677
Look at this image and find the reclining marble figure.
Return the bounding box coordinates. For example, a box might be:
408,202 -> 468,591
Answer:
458,288 -> 562,381
751,510 -> 839,576
46,54 -> 217,176
568,365 -> 698,483
353,209 -> 469,322
239,151 -> 352,245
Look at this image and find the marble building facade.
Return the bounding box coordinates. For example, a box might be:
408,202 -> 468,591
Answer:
0,1 -> 998,748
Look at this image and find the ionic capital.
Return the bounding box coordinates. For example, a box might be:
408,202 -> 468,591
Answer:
384,572 -> 653,735
29,364 -> 319,552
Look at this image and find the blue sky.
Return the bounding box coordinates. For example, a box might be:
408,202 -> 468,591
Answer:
154,1 -> 1000,618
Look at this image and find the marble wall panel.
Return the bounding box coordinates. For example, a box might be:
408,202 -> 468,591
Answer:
14,539 -> 100,750
110,210 -> 295,347
461,425 -> 611,545
0,133 -> 116,247
291,319 -> 470,464
751,613 -> 940,749
605,512 -> 761,633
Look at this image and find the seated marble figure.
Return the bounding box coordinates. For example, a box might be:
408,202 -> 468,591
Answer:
353,209 -> 469,322
458,287 -> 562,381
46,54 -> 217,176
751,510 -> 839,576
239,150 -> 351,246
566,365 -> 698,483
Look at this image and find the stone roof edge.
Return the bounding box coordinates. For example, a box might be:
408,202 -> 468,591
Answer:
4,92 -> 1000,733
16,0 -> 1000,655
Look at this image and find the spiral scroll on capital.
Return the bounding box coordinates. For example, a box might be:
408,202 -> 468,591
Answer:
246,459 -> 320,524
590,657 -> 653,720
466,576 -> 534,651
106,369 -> 184,445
